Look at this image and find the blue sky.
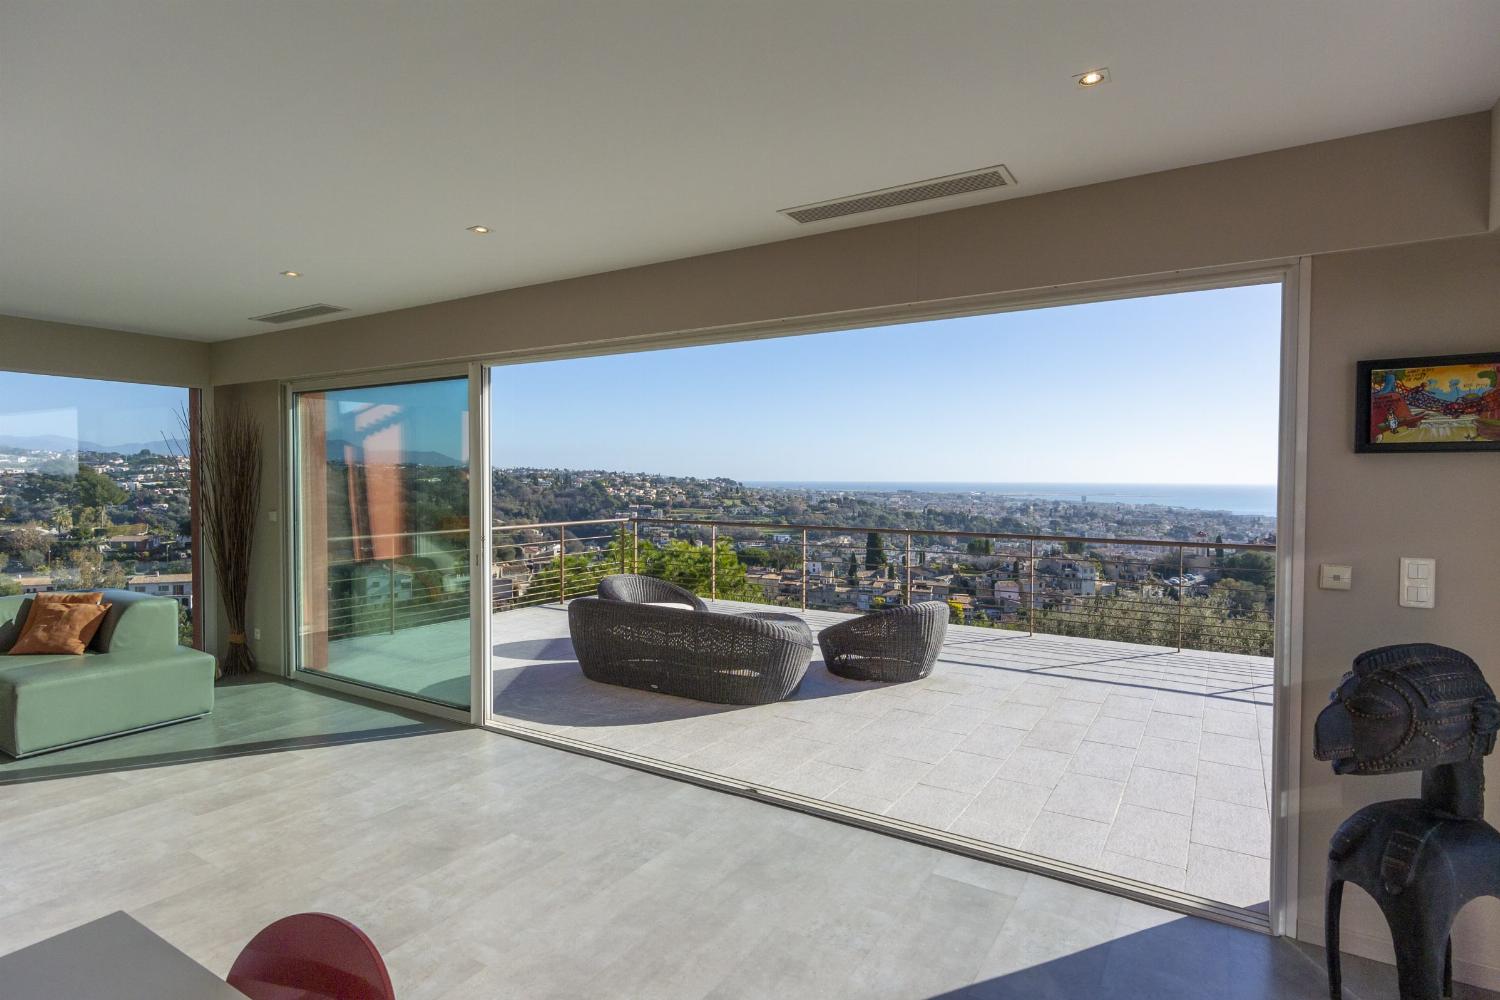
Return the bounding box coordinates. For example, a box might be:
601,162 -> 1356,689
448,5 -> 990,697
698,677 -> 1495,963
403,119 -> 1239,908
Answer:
0,373 -> 187,449
0,284 -> 1282,482
492,283 -> 1283,484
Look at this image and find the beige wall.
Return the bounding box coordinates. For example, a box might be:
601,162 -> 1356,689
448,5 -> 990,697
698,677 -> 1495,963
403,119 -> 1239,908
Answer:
1299,233 -> 1500,985
1490,97 -> 1500,229
208,381 -> 287,676
210,113 -> 1492,385
0,314 -> 211,388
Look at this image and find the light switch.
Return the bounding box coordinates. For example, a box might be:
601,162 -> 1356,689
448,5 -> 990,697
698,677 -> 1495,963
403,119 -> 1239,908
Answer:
1399,558 -> 1436,608
1319,564 -> 1352,590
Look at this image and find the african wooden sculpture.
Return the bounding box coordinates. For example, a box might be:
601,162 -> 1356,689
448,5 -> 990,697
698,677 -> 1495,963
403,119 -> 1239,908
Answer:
1314,643 -> 1500,1000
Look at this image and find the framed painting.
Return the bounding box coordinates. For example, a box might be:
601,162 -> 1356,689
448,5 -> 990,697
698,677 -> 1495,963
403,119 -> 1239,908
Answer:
1356,352 -> 1500,453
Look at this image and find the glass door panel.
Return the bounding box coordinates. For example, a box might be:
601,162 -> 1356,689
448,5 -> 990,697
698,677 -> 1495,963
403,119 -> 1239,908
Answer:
293,377 -> 472,709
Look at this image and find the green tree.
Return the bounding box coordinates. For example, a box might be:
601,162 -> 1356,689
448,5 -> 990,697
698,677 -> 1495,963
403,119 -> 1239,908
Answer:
69,547 -> 104,588
74,505 -> 107,539
2,524 -> 49,558
0,577 -> 20,597
864,532 -> 886,570
178,605 -> 195,646
593,535 -> 763,603
1219,551 -> 1275,589
846,552 -> 859,585
100,561 -> 130,590
72,466 -> 127,509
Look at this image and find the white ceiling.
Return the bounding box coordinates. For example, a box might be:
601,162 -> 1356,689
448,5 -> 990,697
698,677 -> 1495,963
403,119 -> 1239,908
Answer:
2,1 -> 1498,342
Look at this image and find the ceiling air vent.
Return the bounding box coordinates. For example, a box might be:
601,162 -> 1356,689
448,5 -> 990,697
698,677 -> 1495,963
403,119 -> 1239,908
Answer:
778,165 -> 1017,224
249,303 -> 347,324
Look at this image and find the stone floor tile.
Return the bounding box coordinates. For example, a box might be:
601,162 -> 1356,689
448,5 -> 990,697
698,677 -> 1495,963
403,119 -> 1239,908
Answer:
886,783 -> 976,829
922,751 -> 1005,795
1020,811 -> 1110,867
1023,720 -> 1090,754
1123,766 -> 1196,816
1191,798 -> 1270,858
993,746 -> 1072,789
1085,715 -> 1147,748
1068,741 -> 1137,782
1043,772 -> 1125,824
1105,804 -> 1192,868
1185,844 -> 1271,909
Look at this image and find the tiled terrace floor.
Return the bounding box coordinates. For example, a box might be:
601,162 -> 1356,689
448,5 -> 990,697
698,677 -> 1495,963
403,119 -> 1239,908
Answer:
490,601 -> 1275,909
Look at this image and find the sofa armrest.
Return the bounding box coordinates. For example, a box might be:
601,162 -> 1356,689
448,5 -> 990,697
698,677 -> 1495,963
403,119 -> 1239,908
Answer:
91,590 -> 181,654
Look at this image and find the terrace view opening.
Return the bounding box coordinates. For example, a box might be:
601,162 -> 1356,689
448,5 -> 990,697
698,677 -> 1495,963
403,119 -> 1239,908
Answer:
481,283 -> 1284,918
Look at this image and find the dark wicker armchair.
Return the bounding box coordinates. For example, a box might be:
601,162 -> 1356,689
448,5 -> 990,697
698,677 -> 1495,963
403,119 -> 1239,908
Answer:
596,573 -> 708,611
817,601 -> 949,683
568,598 -> 813,704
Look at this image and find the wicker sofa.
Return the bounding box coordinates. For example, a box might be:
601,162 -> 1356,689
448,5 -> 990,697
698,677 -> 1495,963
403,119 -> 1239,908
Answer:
570,576 -> 813,704
817,600 -> 949,683
596,573 -> 707,611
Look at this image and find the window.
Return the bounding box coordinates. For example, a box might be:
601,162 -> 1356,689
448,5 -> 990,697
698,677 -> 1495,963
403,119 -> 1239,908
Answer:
0,372 -> 198,646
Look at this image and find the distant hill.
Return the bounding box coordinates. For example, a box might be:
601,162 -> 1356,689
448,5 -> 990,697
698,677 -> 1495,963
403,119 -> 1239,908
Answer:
0,434 -> 187,456
322,439 -> 465,467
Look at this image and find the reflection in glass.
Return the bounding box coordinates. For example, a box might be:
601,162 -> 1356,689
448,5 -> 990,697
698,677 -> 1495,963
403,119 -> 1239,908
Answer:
295,378 -> 471,708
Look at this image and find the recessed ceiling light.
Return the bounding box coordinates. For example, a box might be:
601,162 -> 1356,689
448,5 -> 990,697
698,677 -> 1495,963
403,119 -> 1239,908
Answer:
1075,68 -> 1110,88
467,225 -> 491,235
279,270 -> 301,278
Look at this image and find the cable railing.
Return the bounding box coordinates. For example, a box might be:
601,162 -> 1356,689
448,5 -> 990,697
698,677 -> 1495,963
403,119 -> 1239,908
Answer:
317,516 -> 1275,656
319,528 -> 471,641
492,516 -> 1275,656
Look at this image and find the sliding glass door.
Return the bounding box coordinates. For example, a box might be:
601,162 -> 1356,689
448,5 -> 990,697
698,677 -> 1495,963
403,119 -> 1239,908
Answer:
292,376 -> 472,709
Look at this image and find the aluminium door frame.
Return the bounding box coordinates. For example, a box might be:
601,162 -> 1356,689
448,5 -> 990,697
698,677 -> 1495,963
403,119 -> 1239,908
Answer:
280,361 -> 480,723
474,259 -> 1309,935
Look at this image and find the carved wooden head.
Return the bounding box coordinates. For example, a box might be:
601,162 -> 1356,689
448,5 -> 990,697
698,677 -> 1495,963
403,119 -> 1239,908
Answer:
1315,643 -> 1499,775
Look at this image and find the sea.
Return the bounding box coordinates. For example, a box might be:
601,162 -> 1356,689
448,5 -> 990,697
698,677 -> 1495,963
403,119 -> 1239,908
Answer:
743,482 -> 1278,517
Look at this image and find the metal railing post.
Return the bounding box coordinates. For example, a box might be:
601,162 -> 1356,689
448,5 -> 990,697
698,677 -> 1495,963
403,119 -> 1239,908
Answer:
800,528 -> 809,611
632,519 -> 639,573
388,560 -> 396,635
1176,542 -> 1186,652
1028,538 -> 1036,636
904,532 -> 913,605
618,522 -> 626,573
558,526 -> 567,603
709,524 -> 718,601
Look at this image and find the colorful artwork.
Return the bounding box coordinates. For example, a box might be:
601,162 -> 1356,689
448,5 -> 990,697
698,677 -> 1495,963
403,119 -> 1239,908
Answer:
1356,353 -> 1500,453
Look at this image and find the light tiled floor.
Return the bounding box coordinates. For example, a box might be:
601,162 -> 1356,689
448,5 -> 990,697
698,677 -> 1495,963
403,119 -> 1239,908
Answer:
487,601 -> 1276,909
5,681 -> 1454,1000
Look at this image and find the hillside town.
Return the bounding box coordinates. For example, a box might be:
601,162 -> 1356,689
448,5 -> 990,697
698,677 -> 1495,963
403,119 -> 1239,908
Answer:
0,447 -> 194,622
489,468 -> 1277,654
492,467 -> 1276,545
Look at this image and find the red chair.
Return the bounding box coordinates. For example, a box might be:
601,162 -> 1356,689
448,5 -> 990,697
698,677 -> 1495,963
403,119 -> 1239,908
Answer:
227,913 -> 395,1000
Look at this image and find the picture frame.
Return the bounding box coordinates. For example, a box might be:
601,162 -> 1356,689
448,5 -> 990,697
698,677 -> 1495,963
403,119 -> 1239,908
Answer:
1355,352 -> 1500,453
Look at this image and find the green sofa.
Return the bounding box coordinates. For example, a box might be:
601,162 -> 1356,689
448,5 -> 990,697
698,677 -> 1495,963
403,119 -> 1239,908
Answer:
0,590 -> 216,757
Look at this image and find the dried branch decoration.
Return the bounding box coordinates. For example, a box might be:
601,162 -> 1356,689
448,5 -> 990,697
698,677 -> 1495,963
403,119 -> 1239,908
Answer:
187,403 -> 262,676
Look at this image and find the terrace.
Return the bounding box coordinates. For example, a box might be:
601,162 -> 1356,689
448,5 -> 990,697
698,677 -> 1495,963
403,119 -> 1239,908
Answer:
319,517 -> 1278,915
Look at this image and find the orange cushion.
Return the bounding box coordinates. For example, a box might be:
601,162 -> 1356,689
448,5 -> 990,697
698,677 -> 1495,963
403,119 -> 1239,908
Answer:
31,592 -> 103,606
9,601 -> 111,656
12,591 -> 104,647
